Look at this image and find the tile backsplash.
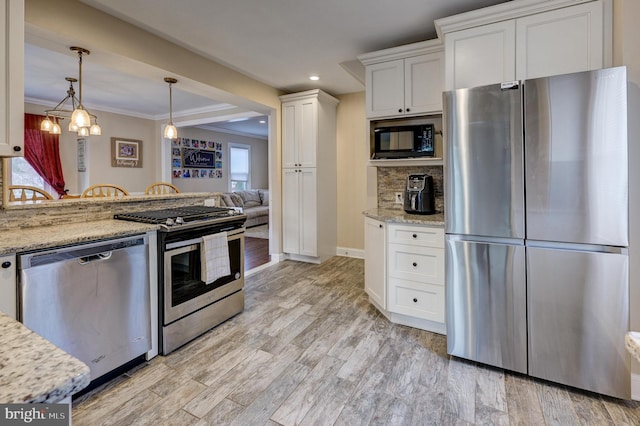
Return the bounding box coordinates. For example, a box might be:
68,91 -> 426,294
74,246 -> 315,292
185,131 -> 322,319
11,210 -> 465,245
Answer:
377,166 -> 444,212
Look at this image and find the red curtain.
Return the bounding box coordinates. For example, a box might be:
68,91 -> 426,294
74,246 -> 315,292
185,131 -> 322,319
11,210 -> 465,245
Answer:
23,113 -> 66,197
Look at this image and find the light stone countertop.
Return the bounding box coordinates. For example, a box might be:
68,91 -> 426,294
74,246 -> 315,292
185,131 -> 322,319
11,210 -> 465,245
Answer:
0,311 -> 90,403
363,208 -> 445,227
626,332 -> 640,363
0,220 -> 159,255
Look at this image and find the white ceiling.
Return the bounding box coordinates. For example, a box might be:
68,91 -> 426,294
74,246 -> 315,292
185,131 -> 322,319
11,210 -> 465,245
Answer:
25,0 -> 510,138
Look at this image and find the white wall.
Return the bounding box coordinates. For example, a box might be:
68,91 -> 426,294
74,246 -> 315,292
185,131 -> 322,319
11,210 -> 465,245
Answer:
171,127 -> 268,193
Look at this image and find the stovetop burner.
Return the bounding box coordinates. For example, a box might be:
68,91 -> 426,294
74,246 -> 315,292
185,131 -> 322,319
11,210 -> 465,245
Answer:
115,206 -> 245,230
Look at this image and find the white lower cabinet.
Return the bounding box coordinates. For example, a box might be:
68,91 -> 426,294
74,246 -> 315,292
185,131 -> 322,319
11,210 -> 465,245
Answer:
364,219 -> 446,334
0,254 -> 16,319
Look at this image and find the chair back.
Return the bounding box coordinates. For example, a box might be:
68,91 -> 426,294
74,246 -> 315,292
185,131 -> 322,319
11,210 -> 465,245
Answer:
145,182 -> 180,195
8,185 -> 54,202
81,184 -> 129,198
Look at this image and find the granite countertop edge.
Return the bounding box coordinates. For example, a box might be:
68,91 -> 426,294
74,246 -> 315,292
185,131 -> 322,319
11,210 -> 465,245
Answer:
0,311 -> 90,403
626,332 -> 640,363
363,208 -> 445,227
0,220 -> 159,255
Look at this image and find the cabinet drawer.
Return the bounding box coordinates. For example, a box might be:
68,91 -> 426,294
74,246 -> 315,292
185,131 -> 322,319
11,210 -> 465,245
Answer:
389,278 -> 445,322
388,224 -> 444,248
388,243 -> 444,285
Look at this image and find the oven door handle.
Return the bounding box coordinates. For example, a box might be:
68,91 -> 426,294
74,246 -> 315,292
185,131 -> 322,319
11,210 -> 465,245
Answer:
165,227 -> 245,251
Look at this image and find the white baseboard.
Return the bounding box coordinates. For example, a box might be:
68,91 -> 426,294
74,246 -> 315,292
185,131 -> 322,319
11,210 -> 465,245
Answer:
336,247 -> 364,259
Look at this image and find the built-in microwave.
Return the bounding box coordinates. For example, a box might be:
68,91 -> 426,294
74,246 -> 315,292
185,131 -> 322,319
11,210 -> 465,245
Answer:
372,123 -> 435,159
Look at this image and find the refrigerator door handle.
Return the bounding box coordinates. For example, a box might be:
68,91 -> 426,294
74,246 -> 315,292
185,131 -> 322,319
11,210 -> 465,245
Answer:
526,240 -> 627,255
447,234 -> 524,246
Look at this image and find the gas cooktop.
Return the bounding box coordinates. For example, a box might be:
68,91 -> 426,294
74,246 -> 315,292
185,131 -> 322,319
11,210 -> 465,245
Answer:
115,206 -> 245,229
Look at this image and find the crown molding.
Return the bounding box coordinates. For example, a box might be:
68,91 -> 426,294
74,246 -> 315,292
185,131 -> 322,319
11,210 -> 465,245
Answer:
434,0 -> 598,38
357,39 -> 443,65
279,89 -> 340,106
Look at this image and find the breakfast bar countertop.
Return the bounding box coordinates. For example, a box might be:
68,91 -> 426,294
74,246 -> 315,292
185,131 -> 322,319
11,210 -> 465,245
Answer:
0,311 -> 90,403
0,220 -> 159,255
363,208 -> 445,227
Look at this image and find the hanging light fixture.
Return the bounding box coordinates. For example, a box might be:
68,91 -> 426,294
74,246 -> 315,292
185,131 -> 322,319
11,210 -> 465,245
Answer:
163,77 -> 178,139
40,46 -> 102,136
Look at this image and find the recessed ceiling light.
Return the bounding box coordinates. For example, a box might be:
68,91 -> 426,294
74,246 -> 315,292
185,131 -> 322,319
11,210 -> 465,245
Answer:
259,120 -> 266,124
309,75 -> 320,81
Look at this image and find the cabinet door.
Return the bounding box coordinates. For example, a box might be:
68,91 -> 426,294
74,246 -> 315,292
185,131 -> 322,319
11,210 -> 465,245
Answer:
298,168 -> 317,256
366,59 -> 405,118
282,102 -> 298,168
282,169 -> 301,254
364,218 -> 386,308
444,20 -> 516,90
0,0 -> 24,157
0,254 -> 16,319
516,1 -> 606,80
404,52 -> 444,114
297,99 -> 317,168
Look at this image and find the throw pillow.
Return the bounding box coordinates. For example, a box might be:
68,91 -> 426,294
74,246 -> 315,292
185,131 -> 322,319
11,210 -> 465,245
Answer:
258,189 -> 269,206
220,194 -> 234,207
229,193 -> 244,207
235,190 -> 261,208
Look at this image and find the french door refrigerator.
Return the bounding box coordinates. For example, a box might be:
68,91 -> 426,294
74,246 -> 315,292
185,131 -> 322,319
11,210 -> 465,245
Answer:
444,67 -> 630,399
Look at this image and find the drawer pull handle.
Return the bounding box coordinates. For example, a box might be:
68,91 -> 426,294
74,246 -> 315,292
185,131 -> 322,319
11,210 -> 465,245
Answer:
413,298 -> 418,303
412,234 -> 417,238
412,262 -> 417,267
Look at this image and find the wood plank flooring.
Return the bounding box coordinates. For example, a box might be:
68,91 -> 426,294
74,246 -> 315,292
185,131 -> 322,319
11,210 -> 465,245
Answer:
245,236 -> 270,270
72,257 -> 640,425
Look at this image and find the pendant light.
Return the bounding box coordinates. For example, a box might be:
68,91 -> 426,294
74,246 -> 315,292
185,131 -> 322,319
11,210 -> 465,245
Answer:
40,47 -> 102,136
164,77 -> 178,139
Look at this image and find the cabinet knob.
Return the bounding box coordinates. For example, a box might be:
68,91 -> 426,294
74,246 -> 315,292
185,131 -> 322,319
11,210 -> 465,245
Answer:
379,224 -> 383,228
412,262 -> 417,267
12,146 -> 21,152
398,108 -> 403,113
406,108 -> 411,112
1,261 -> 11,269
413,298 -> 418,303
412,234 -> 417,238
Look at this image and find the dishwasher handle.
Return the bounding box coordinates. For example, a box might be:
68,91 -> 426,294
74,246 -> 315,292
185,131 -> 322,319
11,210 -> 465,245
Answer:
20,235 -> 147,269
78,251 -> 113,264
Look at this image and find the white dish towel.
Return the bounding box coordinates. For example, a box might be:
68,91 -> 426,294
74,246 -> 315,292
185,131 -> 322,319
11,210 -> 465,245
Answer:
200,232 -> 230,284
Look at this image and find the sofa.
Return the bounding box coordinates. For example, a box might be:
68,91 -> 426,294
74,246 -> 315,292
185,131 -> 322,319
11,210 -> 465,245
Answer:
219,189 -> 269,228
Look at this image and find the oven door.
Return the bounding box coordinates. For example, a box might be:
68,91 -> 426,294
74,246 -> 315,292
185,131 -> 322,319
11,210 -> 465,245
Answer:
163,228 -> 244,324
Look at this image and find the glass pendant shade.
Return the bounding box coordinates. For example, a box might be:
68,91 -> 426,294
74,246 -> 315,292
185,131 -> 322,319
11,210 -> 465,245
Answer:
41,117 -> 53,132
89,123 -> 102,135
78,127 -> 89,137
51,123 -> 62,135
71,108 -> 91,128
164,124 -> 178,139
68,121 -> 79,132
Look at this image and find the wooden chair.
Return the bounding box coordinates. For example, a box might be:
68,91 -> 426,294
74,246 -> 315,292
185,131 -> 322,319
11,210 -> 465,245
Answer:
8,185 -> 54,202
81,184 -> 129,198
145,182 -> 180,195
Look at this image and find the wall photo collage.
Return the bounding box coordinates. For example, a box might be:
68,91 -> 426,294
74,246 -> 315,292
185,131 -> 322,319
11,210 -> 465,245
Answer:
172,138 -> 224,179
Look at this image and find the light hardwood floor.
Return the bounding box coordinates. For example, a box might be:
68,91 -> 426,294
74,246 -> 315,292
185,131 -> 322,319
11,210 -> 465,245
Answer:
73,257 -> 640,425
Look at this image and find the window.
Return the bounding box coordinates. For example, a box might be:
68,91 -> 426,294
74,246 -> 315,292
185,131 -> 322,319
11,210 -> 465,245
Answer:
10,158 -> 56,195
229,143 -> 251,191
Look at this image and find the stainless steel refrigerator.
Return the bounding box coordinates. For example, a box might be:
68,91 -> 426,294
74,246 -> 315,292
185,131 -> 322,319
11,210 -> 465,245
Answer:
444,67 -> 630,399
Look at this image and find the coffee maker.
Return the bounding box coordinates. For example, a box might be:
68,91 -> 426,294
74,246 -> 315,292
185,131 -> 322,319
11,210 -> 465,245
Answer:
404,174 -> 436,215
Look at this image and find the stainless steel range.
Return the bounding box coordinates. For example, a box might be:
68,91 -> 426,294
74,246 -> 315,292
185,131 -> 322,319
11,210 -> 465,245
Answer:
116,206 -> 247,354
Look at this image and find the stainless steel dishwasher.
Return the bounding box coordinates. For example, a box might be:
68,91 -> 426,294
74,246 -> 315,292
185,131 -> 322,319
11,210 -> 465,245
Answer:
18,235 -> 151,382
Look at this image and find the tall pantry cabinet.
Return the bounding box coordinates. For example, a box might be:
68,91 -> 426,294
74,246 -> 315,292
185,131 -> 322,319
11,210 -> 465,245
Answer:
0,0 -> 24,157
280,90 -> 339,263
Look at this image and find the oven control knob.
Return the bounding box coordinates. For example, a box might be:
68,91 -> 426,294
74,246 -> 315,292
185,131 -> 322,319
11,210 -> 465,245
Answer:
175,216 -> 184,225
165,218 -> 175,226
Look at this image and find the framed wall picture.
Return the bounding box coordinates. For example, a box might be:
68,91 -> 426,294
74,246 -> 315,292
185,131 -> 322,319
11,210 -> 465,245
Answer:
111,137 -> 143,168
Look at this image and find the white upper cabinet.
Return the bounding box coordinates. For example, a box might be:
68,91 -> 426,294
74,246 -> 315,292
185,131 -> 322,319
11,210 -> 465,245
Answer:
282,97 -> 318,168
516,1 -> 606,80
444,21 -> 516,90
0,0 -> 24,157
359,40 -> 444,119
437,0 -> 612,91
